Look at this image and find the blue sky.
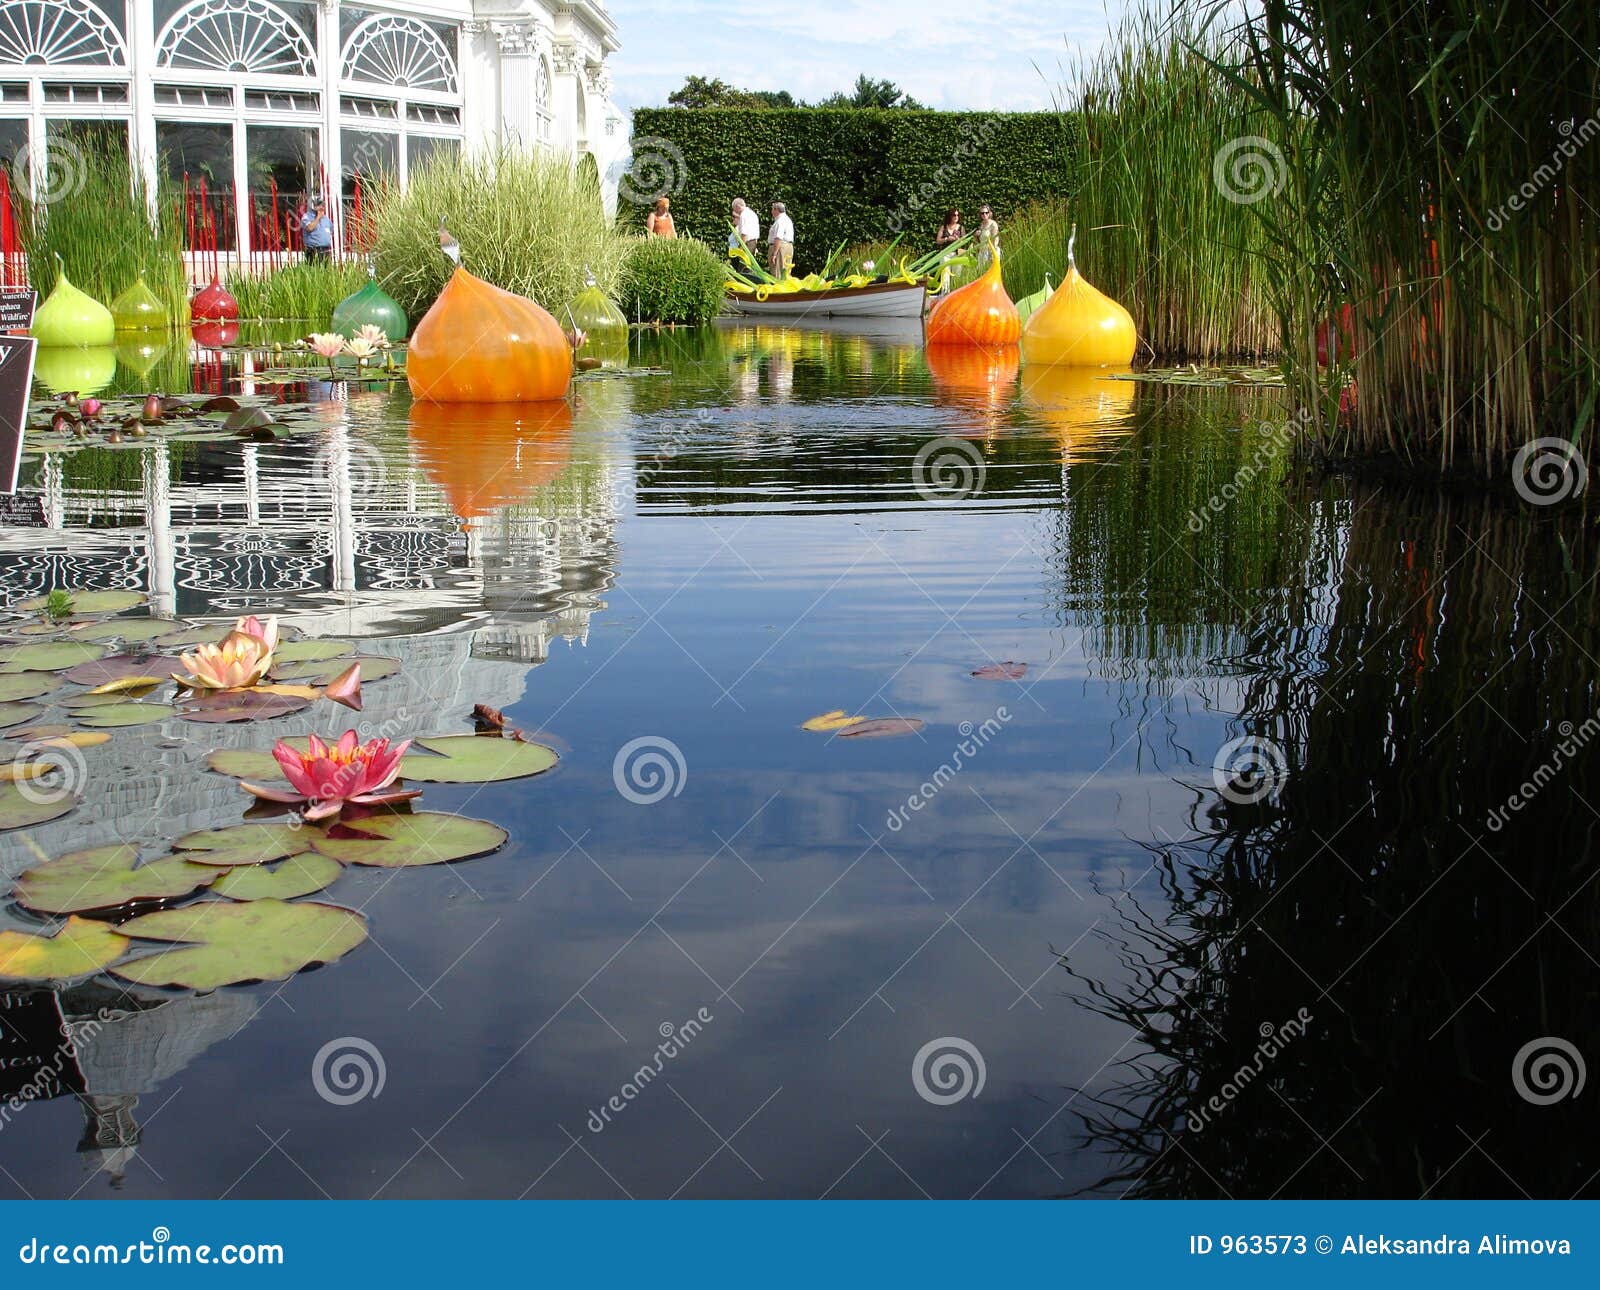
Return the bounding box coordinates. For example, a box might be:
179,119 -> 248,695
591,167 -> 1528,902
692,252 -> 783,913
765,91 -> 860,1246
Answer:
604,1 -> 1129,113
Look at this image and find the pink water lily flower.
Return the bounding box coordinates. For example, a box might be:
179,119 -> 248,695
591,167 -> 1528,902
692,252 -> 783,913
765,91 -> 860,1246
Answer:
231,614 -> 279,654
175,630 -> 274,690
307,333 -> 346,359
353,324 -> 390,350
344,336 -> 379,362
242,731 -> 416,822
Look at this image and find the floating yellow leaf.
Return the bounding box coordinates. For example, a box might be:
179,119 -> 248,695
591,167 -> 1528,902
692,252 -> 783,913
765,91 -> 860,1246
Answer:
0,761 -> 56,783
801,710 -> 868,732
0,915 -> 129,981
86,675 -> 166,696
14,730 -> 113,749
253,683 -> 322,700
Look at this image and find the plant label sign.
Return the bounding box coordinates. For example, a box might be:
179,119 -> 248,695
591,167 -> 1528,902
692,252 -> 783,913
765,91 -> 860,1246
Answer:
0,289 -> 36,334
0,334 -> 37,495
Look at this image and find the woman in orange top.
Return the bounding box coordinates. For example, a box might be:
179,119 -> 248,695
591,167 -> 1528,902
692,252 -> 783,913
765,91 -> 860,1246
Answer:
646,197 -> 677,238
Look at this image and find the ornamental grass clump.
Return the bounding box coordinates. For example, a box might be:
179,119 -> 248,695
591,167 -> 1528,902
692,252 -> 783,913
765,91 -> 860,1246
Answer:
369,147 -> 629,319
619,237 -> 727,326
226,261 -> 367,323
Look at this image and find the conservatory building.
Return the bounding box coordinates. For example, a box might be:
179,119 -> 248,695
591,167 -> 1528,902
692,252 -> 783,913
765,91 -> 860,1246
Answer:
0,0 -> 627,264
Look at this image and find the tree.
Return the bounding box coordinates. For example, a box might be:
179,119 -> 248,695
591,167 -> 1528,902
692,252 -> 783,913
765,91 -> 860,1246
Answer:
817,75 -> 926,110
666,76 -> 798,109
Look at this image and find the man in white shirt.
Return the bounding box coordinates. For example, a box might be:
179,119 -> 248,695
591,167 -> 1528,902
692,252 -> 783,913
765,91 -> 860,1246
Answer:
767,201 -> 795,276
729,197 -> 760,259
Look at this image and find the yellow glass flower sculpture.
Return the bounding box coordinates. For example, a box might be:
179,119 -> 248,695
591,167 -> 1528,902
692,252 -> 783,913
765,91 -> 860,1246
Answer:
1021,226 -> 1137,367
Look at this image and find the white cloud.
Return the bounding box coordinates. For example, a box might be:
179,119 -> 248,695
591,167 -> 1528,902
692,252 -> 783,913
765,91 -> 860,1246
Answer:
605,0 -> 1127,112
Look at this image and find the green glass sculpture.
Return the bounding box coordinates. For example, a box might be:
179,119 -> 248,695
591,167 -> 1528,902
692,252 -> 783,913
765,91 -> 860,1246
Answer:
332,263 -> 408,342
109,274 -> 171,332
33,344 -> 116,395
115,337 -> 170,381
31,266 -> 116,347
566,269 -> 629,369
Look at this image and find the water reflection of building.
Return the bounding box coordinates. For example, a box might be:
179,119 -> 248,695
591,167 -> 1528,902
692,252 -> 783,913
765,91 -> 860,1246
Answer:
1,983 -> 255,1189
0,422 -> 622,660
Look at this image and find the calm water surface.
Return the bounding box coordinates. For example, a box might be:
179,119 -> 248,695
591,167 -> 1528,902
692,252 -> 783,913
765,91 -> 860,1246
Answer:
1,323 -> 1595,1199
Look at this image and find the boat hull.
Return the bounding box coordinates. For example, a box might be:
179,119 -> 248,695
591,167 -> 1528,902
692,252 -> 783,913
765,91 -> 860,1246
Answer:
725,281 -> 927,319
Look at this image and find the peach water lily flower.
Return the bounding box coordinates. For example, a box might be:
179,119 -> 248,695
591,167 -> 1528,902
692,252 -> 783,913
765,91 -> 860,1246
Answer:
307,333 -> 346,359
242,731 -> 416,821
231,614 -> 279,654
174,630 -> 275,690
353,324 -> 390,350
344,335 -> 379,362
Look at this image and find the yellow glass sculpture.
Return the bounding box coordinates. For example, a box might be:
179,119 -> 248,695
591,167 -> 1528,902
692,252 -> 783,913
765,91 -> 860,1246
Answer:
1021,364 -> 1136,461
110,275 -> 171,332
1021,227 -> 1137,367
31,267 -> 115,347
407,268 -> 572,403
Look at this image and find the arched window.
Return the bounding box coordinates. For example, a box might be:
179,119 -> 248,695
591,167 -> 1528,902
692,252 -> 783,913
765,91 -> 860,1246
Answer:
156,0 -> 317,78
0,0 -> 126,67
534,55 -> 551,143
341,14 -> 457,95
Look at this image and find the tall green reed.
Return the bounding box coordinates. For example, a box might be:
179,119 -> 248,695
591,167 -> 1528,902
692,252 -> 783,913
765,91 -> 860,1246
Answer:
225,261 -> 367,323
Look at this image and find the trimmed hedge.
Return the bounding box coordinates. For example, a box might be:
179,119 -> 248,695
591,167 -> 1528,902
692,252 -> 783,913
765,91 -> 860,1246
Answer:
624,108 -> 1076,269
620,236 -> 728,326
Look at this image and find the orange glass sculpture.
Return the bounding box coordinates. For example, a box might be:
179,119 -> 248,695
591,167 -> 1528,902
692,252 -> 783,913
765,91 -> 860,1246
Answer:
408,400 -> 573,518
925,251 -> 1021,347
406,268 -> 572,403
925,342 -> 1020,414
1021,227 -> 1137,367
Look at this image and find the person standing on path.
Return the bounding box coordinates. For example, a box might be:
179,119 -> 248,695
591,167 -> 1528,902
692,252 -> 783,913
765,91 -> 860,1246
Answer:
730,197 -> 760,259
975,204 -> 1001,271
767,201 -> 794,277
300,197 -> 333,262
646,196 -> 677,237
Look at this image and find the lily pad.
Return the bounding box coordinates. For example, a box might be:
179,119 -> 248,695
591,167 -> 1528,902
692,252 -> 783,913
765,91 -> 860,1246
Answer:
0,916 -> 130,982
0,701 -> 44,729
971,661 -> 1027,680
173,822 -> 312,867
801,710 -> 867,732
64,653 -> 183,687
204,745 -> 287,782
835,718 -> 926,739
0,641 -> 106,673
75,701 -> 175,728
2,729 -> 110,750
0,781 -> 77,830
0,673 -> 61,702
271,655 -> 400,684
18,590 -> 144,615
110,899 -> 369,991
272,639 -> 355,664
310,811 -> 508,867
178,689 -> 312,723
70,618 -> 181,645
213,852 -> 341,901
62,690 -> 138,710
13,844 -> 219,914
155,625 -> 227,649
399,735 -> 558,784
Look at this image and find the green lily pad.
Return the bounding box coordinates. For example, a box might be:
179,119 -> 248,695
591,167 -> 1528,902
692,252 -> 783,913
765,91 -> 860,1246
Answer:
310,811 -> 508,867
272,639 -> 355,664
0,916 -> 130,981
399,735 -> 559,784
271,655 -> 399,684
70,618 -> 180,645
155,625 -> 226,649
0,673 -> 61,702
111,899 -> 369,990
213,852 -> 341,901
204,745 -> 286,782
63,653 -> 182,687
61,689 -> 141,710
178,689 -> 312,723
18,590 -> 145,615
0,701 -> 44,729
75,701 -> 175,728
0,781 -> 77,830
0,641 -> 106,673
174,822 -> 313,867
13,844 -> 219,914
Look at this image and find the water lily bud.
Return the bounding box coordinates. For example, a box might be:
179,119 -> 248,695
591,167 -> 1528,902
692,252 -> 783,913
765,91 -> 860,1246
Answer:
79,396 -> 102,419
142,394 -> 165,423
50,410 -> 73,434
107,430 -> 123,444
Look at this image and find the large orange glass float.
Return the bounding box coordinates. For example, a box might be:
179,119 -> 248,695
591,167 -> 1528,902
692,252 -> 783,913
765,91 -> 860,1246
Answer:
407,267 -> 572,403
925,342 -> 1020,415
1021,364 -> 1136,461
408,399 -> 573,519
1021,228 -> 1137,367
925,250 -> 1021,347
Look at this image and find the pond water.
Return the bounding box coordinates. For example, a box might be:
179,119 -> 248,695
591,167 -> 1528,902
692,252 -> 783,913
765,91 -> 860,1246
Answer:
0,322 -> 1595,1199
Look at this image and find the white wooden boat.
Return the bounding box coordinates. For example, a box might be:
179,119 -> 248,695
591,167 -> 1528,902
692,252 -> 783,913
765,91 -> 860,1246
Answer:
724,280 -> 928,319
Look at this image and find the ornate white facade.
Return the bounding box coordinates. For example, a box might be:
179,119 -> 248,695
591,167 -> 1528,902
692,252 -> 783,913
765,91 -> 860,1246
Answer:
0,0 -> 628,252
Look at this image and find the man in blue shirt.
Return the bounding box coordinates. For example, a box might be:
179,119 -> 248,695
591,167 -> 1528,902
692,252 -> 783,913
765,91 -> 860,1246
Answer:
300,197 -> 333,262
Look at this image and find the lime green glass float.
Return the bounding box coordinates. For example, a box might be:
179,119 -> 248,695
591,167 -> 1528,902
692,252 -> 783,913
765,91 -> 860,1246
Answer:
115,336 -> 170,382
332,261 -> 407,342
566,268 -> 629,369
109,274 -> 171,332
33,344 -> 116,395
31,265 -> 115,347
